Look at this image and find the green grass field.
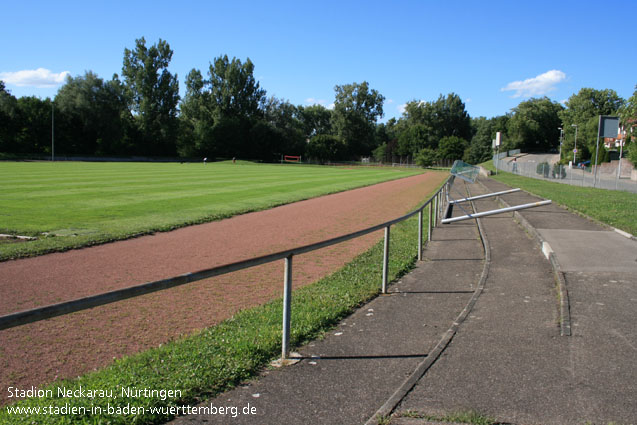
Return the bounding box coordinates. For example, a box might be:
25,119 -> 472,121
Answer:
482,160 -> 637,235
0,161 -> 423,260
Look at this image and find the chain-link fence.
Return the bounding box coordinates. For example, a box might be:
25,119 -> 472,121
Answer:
493,156 -> 637,193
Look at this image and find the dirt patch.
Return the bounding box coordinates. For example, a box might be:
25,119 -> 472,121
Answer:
0,172 -> 445,403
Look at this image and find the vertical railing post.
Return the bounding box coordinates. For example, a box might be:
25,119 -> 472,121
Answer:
382,226 -> 390,294
433,194 -> 438,227
428,201 -> 433,241
282,254 -> 293,360
437,191 -> 442,222
418,209 -> 423,261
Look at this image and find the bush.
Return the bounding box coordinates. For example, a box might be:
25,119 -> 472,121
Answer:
628,141 -> 637,167
552,162 -> 566,179
415,147 -> 438,168
373,143 -> 387,163
536,161 -> 550,177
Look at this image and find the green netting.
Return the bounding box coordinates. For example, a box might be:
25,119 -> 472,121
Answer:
450,160 -> 479,183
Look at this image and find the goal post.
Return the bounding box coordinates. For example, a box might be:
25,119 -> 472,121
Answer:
282,155 -> 302,163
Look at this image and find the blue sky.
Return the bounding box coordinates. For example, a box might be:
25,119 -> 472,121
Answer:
1,0 -> 635,121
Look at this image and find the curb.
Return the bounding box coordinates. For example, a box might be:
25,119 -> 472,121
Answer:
477,178 -> 572,337
614,227 -> 637,241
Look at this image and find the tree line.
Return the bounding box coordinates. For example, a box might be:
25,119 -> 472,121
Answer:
1,37 -> 635,165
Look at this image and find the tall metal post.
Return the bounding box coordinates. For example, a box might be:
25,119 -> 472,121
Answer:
282,255 -> 293,360
418,210 -> 423,261
382,226 -> 390,294
616,133 -> 624,190
51,102 -> 55,162
593,115 -> 601,188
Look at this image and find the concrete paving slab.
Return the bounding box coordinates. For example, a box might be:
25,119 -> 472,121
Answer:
537,229 -> 637,272
564,271 -> 637,424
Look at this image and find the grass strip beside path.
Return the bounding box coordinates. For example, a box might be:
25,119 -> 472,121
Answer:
1,198 -> 427,424
481,161 -> 637,236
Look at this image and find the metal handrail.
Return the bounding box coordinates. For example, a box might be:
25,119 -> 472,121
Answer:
0,176 -> 452,358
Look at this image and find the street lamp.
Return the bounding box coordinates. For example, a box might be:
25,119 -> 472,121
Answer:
51,102 -> 55,162
558,127 -> 563,159
571,124 -> 578,165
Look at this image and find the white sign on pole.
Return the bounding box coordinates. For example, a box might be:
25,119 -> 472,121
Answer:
495,132 -> 502,147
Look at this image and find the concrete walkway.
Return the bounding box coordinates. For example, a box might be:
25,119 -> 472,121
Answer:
168,177 -> 637,425
393,178 -> 637,425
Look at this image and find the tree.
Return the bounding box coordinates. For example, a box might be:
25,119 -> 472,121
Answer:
620,85 -> 637,117
207,55 -> 265,120
332,81 -> 384,157
437,136 -> 469,161
306,134 -> 346,163
15,96 -> 52,154
0,81 -> 21,153
465,115 -> 509,164
54,71 -> 131,155
178,69 -> 212,156
619,85 -> 637,136
431,93 -> 472,142
395,93 -> 471,158
180,55 -> 267,159
397,122 -> 431,156
559,88 -> 624,162
297,104 -> 333,139
506,97 -> 563,153
262,97 -> 305,158
372,143 -> 388,163
122,37 -> 180,155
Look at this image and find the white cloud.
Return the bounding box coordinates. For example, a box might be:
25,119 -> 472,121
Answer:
306,98 -> 334,109
501,70 -> 566,98
0,68 -> 70,88
398,100 -> 425,114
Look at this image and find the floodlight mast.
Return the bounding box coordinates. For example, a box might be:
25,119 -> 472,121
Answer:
51,102 -> 55,162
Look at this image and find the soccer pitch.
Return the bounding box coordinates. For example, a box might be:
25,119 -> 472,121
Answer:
0,161 -> 423,259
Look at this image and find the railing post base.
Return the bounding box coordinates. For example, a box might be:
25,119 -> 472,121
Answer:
271,352 -> 301,368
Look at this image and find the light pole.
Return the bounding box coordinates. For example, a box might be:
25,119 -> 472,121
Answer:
571,124 -> 578,165
51,102 -> 55,162
558,127 -> 563,159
